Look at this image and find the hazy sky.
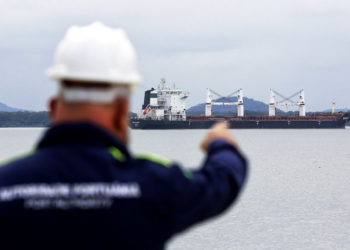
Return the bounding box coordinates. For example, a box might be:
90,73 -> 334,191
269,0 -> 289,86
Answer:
1,0 -> 350,112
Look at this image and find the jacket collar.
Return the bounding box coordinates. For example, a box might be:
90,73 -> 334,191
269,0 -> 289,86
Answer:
36,122 -> 131,159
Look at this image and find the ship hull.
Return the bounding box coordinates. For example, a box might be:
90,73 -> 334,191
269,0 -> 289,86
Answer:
130,114 -> 349,129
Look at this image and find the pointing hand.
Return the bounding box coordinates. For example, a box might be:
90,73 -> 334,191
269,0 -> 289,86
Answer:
201,122 -> 238,152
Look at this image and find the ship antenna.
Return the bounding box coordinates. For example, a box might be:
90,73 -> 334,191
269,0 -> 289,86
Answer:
160,78 -> 166,89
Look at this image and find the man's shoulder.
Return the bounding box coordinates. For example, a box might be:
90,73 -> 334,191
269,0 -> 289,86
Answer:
0,150 -> 50,184
135,153 -> 171,168
0,150 -> 36,168
133,153 -> 193,181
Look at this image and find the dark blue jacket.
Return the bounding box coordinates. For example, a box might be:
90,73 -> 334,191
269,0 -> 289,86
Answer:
0,123 -> 247,250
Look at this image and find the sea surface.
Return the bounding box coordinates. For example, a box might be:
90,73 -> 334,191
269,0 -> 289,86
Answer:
0,127 -> 350,249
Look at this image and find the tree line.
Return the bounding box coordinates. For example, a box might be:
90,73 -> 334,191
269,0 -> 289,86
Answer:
0,112 -> 50,127
0,111 -> 138,127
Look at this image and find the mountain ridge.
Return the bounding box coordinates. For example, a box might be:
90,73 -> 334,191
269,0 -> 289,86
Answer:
0,102 -> 25,112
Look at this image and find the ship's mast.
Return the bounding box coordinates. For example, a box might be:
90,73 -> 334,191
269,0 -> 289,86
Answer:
160,78 -> 166,89
332,101 -> 336,114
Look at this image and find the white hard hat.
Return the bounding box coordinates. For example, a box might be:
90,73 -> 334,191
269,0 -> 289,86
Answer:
47,22 -> 141,86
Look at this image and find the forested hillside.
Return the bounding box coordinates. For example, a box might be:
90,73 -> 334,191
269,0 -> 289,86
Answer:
0,112 -> 50,127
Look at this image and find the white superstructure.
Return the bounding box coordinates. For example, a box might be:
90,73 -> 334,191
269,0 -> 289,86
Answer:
139,79 -> 189,121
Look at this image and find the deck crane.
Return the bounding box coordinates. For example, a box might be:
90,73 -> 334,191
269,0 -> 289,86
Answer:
269,89 -> 306,116
205,88 -> 244,117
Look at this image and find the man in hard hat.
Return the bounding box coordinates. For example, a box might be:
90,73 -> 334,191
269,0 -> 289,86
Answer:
0,22 -> 248,249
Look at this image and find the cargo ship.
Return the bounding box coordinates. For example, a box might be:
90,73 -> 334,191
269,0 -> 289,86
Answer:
130,80 -> 349,129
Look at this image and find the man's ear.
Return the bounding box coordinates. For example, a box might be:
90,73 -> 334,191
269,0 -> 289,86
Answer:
49,97 -> 58,121
112,98 -> 130,143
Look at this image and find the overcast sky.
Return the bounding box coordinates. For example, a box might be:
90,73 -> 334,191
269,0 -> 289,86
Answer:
1,0 -> 350,112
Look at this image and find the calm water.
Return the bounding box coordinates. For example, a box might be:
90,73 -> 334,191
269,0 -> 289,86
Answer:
0,127 -> 350,249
